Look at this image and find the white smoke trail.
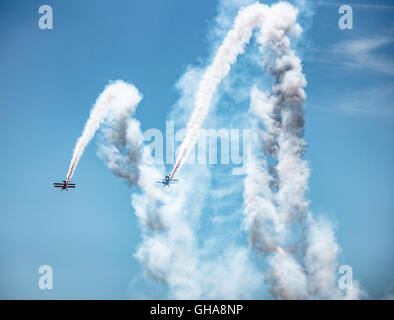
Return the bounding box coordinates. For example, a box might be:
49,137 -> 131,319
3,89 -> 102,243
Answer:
234,2 -> 309,298
170,2 -> 272,179
240,2 -> 364,299
248,86 -> 365,299
66,80 -> 142,182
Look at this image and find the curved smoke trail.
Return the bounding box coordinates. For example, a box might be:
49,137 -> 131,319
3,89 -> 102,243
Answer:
65,81 -> 142,182
169,2 -> 269,179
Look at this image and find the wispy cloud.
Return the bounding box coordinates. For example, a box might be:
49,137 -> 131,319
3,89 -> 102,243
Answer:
337,84 -> 394,116
309,83 -> 394,117
333,37 -> 393,55
310,36 -> 394,76
333,36 -> 394,75
317,2 -> 394,10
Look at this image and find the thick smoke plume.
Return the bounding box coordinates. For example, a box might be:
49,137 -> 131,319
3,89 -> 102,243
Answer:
241,2 -> 363,299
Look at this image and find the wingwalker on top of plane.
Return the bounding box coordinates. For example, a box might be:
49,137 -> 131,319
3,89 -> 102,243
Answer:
53,180 -> 76,191
156,175 -> 179,187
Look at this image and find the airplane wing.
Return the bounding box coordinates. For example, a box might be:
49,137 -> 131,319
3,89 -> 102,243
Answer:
67,186 -> 76,188
54,185 -> 64,188
53,182 -> 75,185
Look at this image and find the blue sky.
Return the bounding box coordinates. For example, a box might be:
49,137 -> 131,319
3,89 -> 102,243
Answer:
0,0 -> 393,299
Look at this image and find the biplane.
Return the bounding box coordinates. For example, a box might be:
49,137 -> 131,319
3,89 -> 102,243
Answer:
156,175 -> 179,187
53,180 -> 76,191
